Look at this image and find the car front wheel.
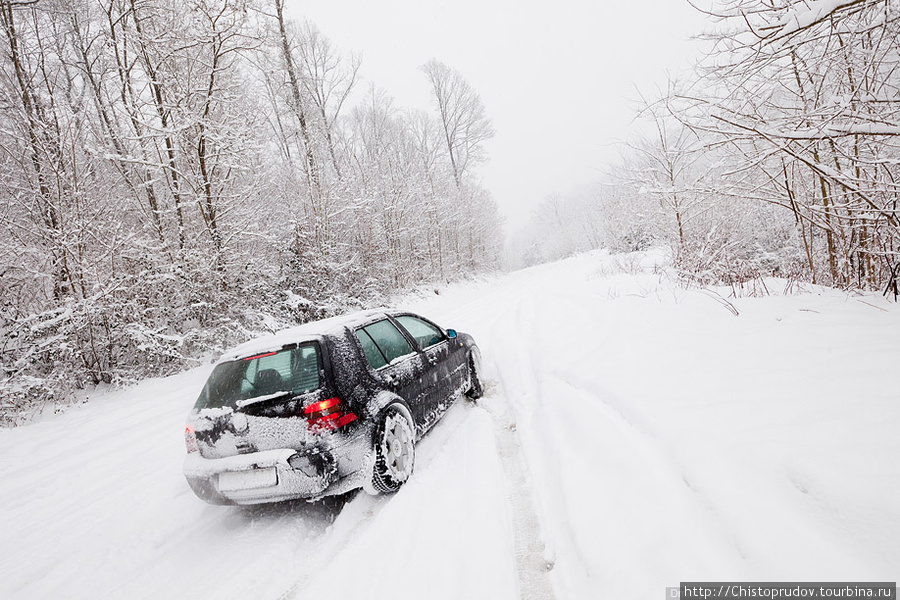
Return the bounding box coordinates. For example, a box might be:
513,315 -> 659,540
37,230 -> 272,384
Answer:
466,347 -> 484,400
370,406 -> 415,493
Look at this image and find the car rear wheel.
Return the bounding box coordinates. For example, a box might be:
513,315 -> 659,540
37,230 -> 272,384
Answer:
370,406 -> 415,493
466,347 -> 484,400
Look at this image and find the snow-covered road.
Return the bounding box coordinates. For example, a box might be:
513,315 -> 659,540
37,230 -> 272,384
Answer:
2,250 -> 898,600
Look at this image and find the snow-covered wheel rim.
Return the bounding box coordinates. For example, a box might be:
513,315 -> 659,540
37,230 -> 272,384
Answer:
371,407 -> 415,493
381,412 -> 414,481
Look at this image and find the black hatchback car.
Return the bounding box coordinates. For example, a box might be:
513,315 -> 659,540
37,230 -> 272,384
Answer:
183,309 -> 483,505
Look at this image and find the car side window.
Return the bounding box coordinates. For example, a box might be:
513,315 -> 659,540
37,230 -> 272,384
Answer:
395,315 -> 445,350
356,328 -> 388,370
356,319 -> 415,369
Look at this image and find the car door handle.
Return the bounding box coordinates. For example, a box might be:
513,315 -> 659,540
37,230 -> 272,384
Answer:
427,356 -> 437,366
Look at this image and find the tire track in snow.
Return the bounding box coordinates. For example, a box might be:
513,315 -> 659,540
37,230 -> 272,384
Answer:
476,289 -> 559,599
273,496 -> 382,600
482,393 -> 557,600
275,397 -> 482,600
405,265 -> 569,599
482,285 -> 603,595
550,369 -> 799,572
496,274 -> 744,594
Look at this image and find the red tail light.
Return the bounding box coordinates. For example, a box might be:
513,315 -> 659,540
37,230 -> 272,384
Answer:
242,351 -> 277,361
304,397 -> 357,433
184,425 -> 199,453
303,397 -> 340,415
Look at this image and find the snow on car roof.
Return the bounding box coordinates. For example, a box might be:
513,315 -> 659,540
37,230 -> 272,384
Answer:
218,309 -> 390,363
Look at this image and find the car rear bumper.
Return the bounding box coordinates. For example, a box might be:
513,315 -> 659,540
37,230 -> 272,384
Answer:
183,431 -> 371,505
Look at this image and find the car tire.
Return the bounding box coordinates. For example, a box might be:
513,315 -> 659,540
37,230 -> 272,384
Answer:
465,347 -> 484,400
370,405 -> 416,494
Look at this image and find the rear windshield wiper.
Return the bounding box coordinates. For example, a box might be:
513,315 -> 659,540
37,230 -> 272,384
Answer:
235,390 -> 293,410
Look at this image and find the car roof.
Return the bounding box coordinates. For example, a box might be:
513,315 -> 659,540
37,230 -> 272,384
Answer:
217,309 -> 393,364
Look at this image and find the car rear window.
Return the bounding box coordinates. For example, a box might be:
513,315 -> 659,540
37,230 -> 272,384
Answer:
195,344 -> 321,410
356,319 -> 415,369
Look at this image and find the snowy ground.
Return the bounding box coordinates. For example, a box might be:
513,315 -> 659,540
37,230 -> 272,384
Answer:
1,250 -> 898,600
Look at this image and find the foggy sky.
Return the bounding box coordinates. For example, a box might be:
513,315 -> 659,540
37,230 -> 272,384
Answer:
287,0 -> 708,233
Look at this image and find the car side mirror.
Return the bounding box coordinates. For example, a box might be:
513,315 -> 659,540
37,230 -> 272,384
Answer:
446,329 -> 457,339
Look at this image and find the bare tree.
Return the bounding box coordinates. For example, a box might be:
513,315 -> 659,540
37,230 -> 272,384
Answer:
295,20 -> 359,181
421,59 -> 494,188
272,0 -> 324,249
627,99 -> 707,256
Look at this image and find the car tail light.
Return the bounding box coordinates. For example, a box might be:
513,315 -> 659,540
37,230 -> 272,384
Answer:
184,425 -> 199,453
304,397 -> 357,433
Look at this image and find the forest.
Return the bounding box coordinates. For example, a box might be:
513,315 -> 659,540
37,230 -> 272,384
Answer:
2,0 -> 899,423
0,0 -> 502,423
513,0 -> 900,297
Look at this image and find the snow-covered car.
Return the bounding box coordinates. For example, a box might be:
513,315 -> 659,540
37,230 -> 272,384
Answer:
182,309 -> 483,505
